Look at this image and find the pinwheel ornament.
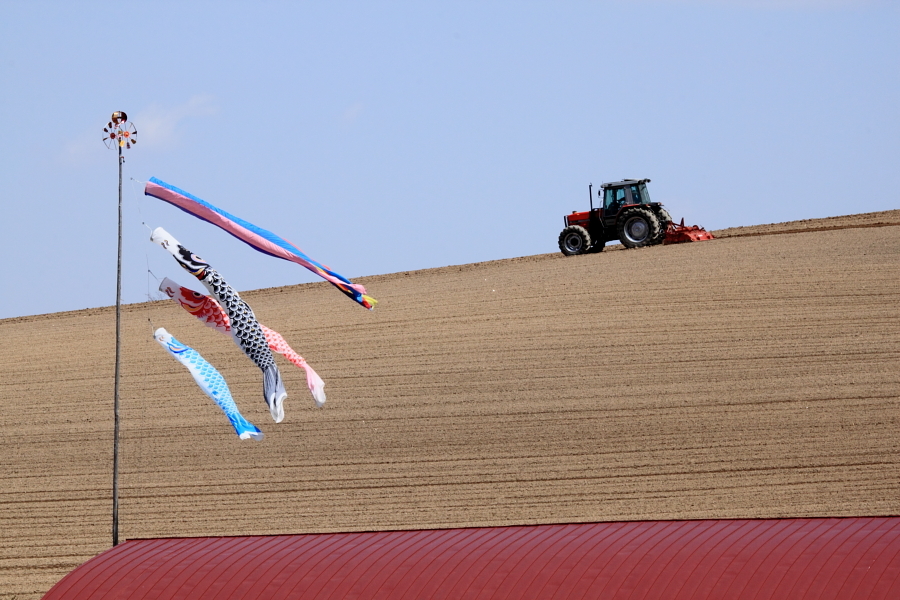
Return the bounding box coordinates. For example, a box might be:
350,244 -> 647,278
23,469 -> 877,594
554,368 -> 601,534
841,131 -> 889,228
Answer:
103,111 -> 137,149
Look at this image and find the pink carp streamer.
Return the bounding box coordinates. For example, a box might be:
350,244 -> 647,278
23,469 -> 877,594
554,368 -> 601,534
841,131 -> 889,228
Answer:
160,277 -> 326,407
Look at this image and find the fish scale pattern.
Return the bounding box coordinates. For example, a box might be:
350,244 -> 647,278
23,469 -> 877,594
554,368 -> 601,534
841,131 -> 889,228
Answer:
154,328 -> 263,440
198,267 -> 287,419
203,268 -> 275,371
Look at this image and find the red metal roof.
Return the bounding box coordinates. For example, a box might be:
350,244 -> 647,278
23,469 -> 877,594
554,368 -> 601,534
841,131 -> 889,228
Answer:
42,517 -> 900,600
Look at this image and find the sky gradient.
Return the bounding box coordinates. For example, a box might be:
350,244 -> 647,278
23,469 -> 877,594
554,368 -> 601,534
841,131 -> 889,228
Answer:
0,1 -> 897,319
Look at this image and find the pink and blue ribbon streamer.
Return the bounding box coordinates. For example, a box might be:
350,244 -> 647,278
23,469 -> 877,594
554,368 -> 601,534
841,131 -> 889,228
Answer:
145,177 -> 376,309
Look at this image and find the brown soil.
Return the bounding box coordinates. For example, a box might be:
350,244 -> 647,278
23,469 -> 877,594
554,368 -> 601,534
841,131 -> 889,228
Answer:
2,210 -> 898,600
711,208 -> 900,239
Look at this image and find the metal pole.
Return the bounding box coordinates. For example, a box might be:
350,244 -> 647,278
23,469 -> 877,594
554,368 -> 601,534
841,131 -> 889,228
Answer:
103,111 -> 134,548
112,143 -> 123,547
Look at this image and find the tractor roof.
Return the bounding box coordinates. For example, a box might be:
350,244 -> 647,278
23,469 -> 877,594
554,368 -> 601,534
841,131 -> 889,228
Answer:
600,178 -> 651,189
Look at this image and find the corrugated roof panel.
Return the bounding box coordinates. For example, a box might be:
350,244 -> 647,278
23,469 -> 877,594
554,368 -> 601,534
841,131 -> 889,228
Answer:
41,518 -> 900,600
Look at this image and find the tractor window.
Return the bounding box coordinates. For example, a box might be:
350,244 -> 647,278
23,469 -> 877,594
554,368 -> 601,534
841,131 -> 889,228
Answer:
604,188 -> 626,213
629,185 -> 643,204
639,183 -> 652,204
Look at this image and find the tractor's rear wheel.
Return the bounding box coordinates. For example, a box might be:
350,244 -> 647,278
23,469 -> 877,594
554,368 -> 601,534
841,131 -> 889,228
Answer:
653,208 -> 673,244
657,208 -> 673,227
617,207 -> 661,248
558,225 -> 591,256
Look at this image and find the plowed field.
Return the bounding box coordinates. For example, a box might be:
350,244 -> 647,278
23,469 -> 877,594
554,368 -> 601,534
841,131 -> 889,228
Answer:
2,210 -> 899,600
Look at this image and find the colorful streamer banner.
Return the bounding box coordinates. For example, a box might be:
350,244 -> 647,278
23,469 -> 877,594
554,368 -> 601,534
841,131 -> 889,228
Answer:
145,177 -> 376,309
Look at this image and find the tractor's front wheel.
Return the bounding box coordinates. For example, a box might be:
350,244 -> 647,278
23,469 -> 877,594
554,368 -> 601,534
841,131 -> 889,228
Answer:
558,225 -> 591,256
617,207 -> 661,248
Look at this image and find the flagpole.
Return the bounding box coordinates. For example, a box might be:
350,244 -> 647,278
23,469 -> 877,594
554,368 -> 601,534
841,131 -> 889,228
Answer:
103,112 -> 136,547
112,141 -> 123,546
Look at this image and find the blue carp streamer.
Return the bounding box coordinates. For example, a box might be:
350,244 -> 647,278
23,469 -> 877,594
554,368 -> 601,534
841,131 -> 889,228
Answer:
154,327 -> 264,441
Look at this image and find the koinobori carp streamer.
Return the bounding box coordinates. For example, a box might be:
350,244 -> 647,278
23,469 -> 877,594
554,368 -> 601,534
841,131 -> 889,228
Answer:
151,227 -> 288,423
159,276 -> 326,407
154,327 -> 264,441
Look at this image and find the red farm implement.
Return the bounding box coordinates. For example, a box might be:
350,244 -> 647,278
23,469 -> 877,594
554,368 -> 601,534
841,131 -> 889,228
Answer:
663,218 -> 715,244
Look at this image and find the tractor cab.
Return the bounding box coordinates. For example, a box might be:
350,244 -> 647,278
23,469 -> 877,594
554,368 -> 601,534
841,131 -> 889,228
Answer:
600,179 -> 654,221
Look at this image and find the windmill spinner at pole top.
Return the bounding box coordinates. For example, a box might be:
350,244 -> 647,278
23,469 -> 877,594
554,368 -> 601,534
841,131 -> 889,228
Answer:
103,111 -> 137,149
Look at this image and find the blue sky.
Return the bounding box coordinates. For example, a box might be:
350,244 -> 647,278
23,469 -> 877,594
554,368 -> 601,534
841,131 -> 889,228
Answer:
0,1 -> 897,319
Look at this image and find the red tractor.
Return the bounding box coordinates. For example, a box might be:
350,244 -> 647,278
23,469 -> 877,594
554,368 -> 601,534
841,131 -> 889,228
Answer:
558,179 -> 711,255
